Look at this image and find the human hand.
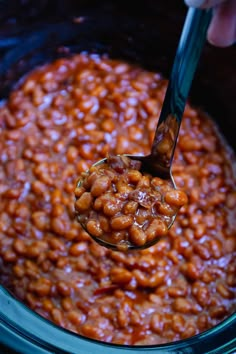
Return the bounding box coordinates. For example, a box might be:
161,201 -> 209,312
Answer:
185,0 -> 236,47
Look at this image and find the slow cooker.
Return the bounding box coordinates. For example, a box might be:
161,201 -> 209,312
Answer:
0,1 -> 235,353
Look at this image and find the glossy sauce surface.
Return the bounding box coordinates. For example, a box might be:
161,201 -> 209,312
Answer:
76,155 -> 188,250
0,53 -> 235,345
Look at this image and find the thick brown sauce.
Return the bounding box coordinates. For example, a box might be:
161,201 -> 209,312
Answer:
0,53 -> 235,345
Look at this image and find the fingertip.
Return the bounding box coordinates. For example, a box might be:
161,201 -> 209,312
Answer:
207,0 -> 236,47
184,0 -> 205,7
207,24 -> 236,47
184,0 -> 225,9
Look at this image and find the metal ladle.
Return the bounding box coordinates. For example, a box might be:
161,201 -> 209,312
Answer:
76,8 -> 212,250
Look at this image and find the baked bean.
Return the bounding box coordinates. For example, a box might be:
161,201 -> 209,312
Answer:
165,190 -> 188,207
194,224 -> 206,240
51,308 -> 64,326
0,53 -> 235,346
13,264 -> 25,278
12,239 -> 26,255
197,313 -> 209,331
74,186 -> 85,198
103,200 -> 122,216
157,203 -> 177,217
69,242 -> 88,256
133,269 -> 150,287
127,170 -> 142,184
81,323 -> 104,340
129,225 -> 147,246
171,314 -> 185,334
123,201 -> 138,215
184,262 -> 200,281
181,325 -> 197,339
137,255 -> 156,269
42,299 -> 54,312
28,278 -> 52,297
194,243 -> 210,260
75,192 -> 92,212
57,281 -> 71,297
194,285 -> 210,307
116,179 -> 133,194
2,249 -> 17,263
146,219 -> 168,241
216,283 -> 234,299
110,268 -> 132,285
51,218 -> 68,236
56,257 -> 68,269
209,239 -> 222,259
173,298 -> 193,313
91,176 -> 111,197
86,220 -> 103,237
209,306 -> 227,319
25,293 -> 40,309
149,271 -> 166,287
25,244 -> 41,259
67,310 -> 85,326
137,176 -> 151,188
99,216 -> 110,233
110,215 -> 133,230
117,307 -> 130,328
48,238 -> 65,252
167,250 -> 180,265
168,287 -> 187,298
150,313 -> 164,334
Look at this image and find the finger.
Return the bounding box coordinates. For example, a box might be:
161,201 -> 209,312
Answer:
185,0 -> 226,9
207,0 -> 236,47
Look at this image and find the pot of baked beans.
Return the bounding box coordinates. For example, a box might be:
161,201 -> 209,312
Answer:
0,1 -> 235,353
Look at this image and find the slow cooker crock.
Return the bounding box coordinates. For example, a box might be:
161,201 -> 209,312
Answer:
0,1 -> 235,353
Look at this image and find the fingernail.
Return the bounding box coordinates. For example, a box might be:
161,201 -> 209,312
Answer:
185,0 -> 205,7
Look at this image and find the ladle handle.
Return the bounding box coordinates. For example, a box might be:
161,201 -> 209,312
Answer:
151,7 -> 212,169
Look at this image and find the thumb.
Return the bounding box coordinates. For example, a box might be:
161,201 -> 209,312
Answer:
184,0 -> 226,8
